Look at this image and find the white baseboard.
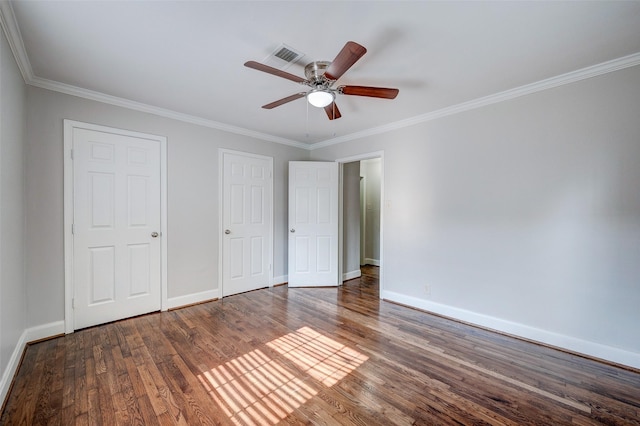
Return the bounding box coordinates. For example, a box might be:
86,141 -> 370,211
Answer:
273,275 -> 288,286
342,269 -> 362,281
381,290 -> 640,370
0,331 -> 27,407
25,320 -> 65,342
1,320 -> 65,407
364,258 -> 380,266
167,289 -> 220,310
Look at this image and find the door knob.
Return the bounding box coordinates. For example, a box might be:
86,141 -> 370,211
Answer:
290,228 -> 295,233
225,229 -> 231,234
151,232 -> 159,238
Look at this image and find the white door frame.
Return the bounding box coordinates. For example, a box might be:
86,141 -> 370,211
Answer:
63,120 -> 168,333
218,149 -> 274,296
336,151 -> 384,297
359,176 -> 366,266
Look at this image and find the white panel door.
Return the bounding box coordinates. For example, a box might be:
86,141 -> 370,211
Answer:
288,161 -> 339,287
73,128 -> 161,329
222,151 -> 273,297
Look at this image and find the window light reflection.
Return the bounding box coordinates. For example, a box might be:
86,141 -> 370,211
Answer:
197,326 -> 368,425
266,326 -> 369,387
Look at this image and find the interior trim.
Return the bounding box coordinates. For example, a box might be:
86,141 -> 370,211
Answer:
0,1 -> 32,82
0,321 -> 65,407
382,289 -> 640,370
335,151 -> 385,296
273,275 -> 288,286
342,269 -> 362,281
310,51 -> 640,150
2,3 -> 639,150
63,120 -> 169,333
167,289 -> 220,311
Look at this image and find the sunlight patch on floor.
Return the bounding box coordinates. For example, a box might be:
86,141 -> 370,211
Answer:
266,326 -> 369,387
197,326 -> 368,425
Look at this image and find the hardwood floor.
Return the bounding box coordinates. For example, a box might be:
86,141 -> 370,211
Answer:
2,266 -> 639,425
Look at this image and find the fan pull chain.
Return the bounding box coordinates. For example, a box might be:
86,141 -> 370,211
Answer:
305,96 -> 309,138
330,102 -> 337,136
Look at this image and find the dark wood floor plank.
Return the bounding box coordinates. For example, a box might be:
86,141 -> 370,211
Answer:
85,386 -> 99,424
73,332 -> 90,420
4,339 -> 50,423
2,266 -> 640,425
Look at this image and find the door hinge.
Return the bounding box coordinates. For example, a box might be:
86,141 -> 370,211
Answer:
72,298 -> 75,309
70,149 -> 74,160
72,223 -> 75,234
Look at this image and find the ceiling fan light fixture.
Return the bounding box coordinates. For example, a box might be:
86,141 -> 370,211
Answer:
307,89 -> 334,108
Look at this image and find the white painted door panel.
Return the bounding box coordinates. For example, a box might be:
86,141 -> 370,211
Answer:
222,151 -> 273,296
288,161 -> 339,287
73,128 -> 161,329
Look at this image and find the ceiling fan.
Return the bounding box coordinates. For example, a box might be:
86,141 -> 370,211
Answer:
244,41 -> 399,120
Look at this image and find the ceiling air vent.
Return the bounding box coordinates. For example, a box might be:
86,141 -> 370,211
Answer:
263,44 -> 305,70
274,46 -> 299,62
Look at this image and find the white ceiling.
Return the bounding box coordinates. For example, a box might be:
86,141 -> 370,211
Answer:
4,1 -> 640,146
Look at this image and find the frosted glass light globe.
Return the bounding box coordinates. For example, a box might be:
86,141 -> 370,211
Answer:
307,90 -> 335,108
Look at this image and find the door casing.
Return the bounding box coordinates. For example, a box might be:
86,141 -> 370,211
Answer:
63,120 -> 168,333
336,151 -> 384,297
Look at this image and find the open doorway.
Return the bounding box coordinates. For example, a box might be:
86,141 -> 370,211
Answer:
359,158 -> 381,268
339,152 -> 383,295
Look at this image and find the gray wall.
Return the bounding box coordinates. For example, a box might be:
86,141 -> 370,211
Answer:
0,27 -> 27,400
1,26 -> 639,386
342,161 -> 360,276
24,86 -> 309,328
311,65 -> 640,367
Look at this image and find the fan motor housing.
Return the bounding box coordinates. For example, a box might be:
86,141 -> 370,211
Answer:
304,61 -> 331,83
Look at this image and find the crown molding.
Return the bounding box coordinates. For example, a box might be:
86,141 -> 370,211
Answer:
0,0 -> 33,82
310,51 -> 640,150
3,2 -> 639,151
0,1 -> 307,149
28,76 -> 308,149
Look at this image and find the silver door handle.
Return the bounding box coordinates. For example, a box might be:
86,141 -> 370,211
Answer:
290,228 -> 295,233
225,229 -> 231,234
151,232 -> 159,238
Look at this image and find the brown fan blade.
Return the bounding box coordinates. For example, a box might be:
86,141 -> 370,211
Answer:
324,102 -> 342,120
262,93 -> 306,109
244,61 -> 306,83
340,85 -> 399,99
324,41 -> 367,81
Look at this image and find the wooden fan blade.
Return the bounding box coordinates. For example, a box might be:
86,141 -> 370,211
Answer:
324,102 -> 342,120
340,85 -> 399,99
244,61 -> 306,83
324,41 -> 367,81
262,93 -> 306,109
